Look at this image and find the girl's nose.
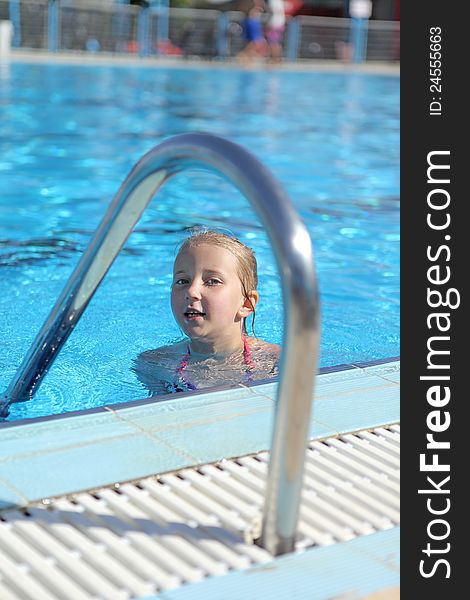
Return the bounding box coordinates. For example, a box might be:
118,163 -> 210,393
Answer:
186,282 -> 202,300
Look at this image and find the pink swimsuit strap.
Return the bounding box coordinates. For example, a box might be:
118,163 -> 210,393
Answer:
242,336 -> 255,369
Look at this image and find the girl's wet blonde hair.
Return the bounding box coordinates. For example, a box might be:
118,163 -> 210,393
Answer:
177,230 -> 258,334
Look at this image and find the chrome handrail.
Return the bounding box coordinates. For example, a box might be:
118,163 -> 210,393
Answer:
0,133 -> 320,556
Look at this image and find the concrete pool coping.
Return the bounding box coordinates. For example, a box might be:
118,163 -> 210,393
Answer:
144,527 -> 400,600
6,48 -> 400,76
0,358 -> 399,511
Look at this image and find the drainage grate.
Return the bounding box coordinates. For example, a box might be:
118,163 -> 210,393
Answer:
0,425 -> 399,600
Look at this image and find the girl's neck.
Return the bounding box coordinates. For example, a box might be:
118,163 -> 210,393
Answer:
188,335 -> 247,360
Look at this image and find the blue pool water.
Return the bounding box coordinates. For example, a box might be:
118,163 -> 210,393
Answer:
0,62 -> 399,421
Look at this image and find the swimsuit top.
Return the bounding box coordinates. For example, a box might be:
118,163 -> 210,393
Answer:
244,17 -> 264,43
168,337 -> 255,393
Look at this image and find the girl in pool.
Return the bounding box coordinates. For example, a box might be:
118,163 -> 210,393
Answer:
134,230 -> 280,395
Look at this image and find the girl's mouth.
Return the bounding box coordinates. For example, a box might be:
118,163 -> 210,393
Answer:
184,310 -> 206,319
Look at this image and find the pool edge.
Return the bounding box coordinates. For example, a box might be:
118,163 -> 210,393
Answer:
0,358 -> 399,511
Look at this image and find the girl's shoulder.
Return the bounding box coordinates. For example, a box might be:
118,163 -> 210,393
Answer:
247,337 -> 281,356
245,337 -> 280,379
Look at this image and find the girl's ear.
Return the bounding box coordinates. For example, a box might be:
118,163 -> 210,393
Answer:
238,290 -> 259,318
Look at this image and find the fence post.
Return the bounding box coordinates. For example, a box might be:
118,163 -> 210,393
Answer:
8,0 -> 21,47
137,6 -> 150,56
216,12 -> 228,60
156,0 -> 169,54
47,0 -> 59,52
0,20 -> 13,57
285,17 -> 300,61
349,0 -> 371,63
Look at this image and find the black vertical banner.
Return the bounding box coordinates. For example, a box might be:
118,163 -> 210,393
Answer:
401,3 -> 465,598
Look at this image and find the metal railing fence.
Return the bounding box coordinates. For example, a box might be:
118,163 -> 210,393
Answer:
165,7 -> 219,58
298,16 -> 350,60
0,0 -> 400,63
59,1 -> 139,54
365,19 -> 400,62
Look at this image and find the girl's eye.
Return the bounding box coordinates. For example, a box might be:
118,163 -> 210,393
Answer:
206,278 -> 222,286
174,278 -> 189,285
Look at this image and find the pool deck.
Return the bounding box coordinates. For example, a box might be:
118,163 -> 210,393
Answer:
0,358 -> 399,509
5,48 -> 400,76
0,358 -> 399,599
147,527 -> 400,600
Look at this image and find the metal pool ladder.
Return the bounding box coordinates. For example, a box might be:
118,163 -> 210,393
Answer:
0,133 -> 320,557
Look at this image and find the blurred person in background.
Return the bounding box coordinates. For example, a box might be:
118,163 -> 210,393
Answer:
237,0 -> 267,64
266,0 -> 285,63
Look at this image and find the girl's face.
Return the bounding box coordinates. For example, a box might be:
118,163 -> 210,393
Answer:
171,244 -> 254,344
